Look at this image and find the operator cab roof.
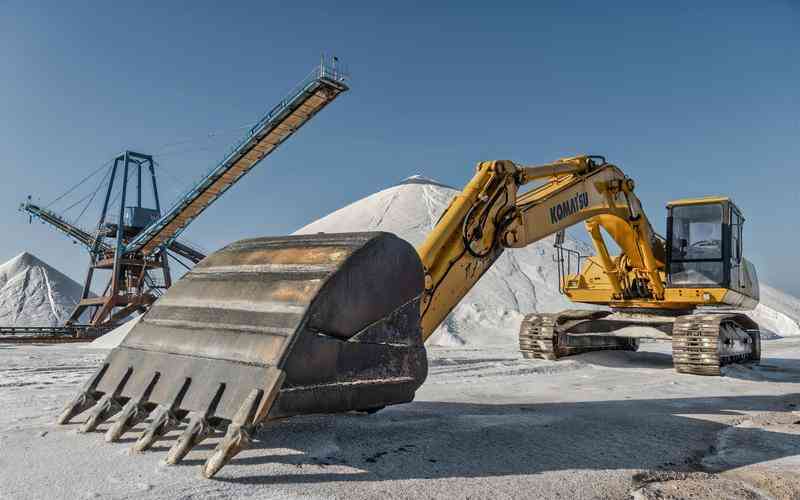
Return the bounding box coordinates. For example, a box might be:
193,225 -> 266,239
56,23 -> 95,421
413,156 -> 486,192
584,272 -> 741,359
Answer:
667,196 -> 743,217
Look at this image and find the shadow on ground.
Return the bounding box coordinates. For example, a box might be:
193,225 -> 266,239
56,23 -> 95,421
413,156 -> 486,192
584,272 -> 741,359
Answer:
573,348 -> 800,382
48,343 -> 800,486
162,392 -> 800,484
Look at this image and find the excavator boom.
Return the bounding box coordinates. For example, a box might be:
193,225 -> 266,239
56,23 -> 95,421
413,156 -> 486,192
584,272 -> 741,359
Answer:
417,156 -> 666,339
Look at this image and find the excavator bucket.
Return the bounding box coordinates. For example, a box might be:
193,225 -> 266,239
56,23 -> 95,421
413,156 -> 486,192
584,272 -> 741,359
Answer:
57,232 -> 428,477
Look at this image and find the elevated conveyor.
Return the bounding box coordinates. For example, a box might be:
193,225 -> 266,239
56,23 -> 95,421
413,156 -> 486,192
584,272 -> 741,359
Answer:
20,60 -> 346,329
125,61 -> 349,257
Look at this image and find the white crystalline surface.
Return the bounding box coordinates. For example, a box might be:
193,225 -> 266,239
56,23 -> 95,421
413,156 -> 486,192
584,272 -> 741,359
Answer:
84,314 -> 142,349
295,175 -> 800,342
746,284 -> 800,337
0,252 -> 83,327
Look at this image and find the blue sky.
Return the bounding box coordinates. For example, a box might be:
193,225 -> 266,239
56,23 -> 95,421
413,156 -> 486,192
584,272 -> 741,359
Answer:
1,1 -> 798,296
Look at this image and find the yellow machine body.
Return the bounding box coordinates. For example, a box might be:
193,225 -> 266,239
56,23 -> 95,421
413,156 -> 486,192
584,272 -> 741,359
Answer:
561,196 -> 759,312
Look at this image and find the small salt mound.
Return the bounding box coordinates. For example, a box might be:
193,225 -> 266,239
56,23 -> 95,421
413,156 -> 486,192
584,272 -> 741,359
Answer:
84,315 -> 142,349
0,252 -> 84,327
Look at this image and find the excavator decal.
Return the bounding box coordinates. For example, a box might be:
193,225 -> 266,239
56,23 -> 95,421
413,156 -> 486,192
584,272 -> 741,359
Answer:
549,191 -> 589,224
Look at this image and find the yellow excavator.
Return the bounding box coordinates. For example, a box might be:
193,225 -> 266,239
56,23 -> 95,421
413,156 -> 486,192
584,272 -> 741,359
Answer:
516,167 -> 760,376
57,155 -> 760,477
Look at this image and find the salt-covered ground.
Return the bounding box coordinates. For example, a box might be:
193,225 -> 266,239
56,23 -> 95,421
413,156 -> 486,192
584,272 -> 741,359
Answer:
2,339 -> 800,499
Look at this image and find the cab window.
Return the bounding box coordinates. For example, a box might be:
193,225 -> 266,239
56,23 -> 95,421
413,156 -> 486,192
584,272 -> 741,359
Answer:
671,204 -> 723,261
669,203 -> 724,286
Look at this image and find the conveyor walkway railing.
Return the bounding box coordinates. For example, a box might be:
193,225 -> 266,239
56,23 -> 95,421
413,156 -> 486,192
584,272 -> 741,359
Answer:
125,59 -> 349,257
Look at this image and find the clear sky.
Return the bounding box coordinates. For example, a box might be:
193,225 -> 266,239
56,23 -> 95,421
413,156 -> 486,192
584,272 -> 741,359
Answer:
1,1 -> 798,296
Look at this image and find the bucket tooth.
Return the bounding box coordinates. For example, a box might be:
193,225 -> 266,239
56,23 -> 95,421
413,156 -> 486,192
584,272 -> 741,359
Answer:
204,370 -> 283,477
79,394 -> 122,433
79,366 -> 133,433
56,363 -> 109,425
165,412 -> 211,465
57,391 -> 98,426
202,423 -> 253,479
133,406 -> 179,452
133,378 -> 192,452
132,377 -> 191,452
106,372 -> 160,442
166,384 -> 225,465
166,382 -> 225,464
203,389 -> 264,478
105,399 -> 149,443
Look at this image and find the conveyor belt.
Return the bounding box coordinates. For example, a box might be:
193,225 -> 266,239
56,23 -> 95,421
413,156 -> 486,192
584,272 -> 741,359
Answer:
125,63 -> 349,257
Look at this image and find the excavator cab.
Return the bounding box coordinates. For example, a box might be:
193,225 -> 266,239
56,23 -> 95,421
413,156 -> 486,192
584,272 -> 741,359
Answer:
665,197 -> 759,303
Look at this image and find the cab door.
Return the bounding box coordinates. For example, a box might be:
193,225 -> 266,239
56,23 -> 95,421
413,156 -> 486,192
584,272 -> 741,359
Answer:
667,203 -> 726,287
729,208 -> 744,290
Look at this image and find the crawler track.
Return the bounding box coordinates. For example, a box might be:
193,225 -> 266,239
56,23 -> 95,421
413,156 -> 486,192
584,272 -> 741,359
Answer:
519,310 -> 761,376
671,313 -> 760,376
518,314 -> 559,360
518,310 -> 637,361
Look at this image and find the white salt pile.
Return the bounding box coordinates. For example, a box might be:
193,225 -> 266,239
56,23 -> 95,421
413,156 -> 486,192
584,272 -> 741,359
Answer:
0,252 -> 84,327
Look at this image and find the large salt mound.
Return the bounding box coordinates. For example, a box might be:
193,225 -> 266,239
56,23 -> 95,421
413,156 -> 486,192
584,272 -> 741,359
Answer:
747,284 -> 800,337
295,175 -> 800,344
295,175 -> 593,346
0,252 -> 84,327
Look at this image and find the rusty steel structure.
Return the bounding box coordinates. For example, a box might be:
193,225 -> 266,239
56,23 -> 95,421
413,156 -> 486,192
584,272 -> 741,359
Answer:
73,151 -> 174,326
